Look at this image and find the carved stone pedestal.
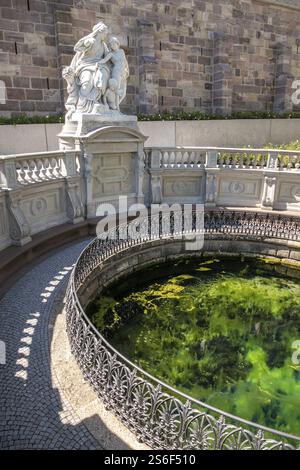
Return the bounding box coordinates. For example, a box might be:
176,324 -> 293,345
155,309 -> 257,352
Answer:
59,121 -> 147,218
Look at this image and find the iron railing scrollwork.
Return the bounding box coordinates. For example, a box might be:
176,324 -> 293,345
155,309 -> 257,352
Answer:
65,210 -> 300,450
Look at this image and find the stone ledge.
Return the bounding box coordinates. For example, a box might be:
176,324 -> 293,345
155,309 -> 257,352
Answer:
256,0 -> 300,11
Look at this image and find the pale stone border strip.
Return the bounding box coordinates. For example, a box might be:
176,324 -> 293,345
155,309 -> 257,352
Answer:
255,0 -> 300,11
50,292 -> 149,450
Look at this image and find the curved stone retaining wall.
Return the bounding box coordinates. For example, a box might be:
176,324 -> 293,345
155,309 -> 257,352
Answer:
77,236 -> 300,309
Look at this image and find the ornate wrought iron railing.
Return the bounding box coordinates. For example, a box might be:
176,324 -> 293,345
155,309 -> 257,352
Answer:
65,210 -> 300,450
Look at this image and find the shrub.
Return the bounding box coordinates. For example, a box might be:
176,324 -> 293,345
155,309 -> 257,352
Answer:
1,111 -> 300,125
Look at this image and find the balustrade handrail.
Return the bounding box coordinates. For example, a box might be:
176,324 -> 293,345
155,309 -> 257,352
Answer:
148,146 -> 300,154
0,149 -> 70,160
2,146 -> 300,160
66,210 -> 300,450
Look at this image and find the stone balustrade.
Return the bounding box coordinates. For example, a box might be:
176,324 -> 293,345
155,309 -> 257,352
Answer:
0,145 -> 299,252
149,147 -> 300,171
0,149 -> 83,250
147,147 -> 300,210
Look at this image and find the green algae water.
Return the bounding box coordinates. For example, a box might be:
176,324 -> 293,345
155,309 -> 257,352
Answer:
87,257 -> 300,436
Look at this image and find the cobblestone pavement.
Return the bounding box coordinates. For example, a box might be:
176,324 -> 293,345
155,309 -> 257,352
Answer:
0,239 -> 103,449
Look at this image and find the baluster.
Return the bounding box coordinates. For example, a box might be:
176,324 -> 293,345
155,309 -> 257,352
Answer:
264,153 -> 269,168
50,158 -> 58,178
245,154 -> 251,169
163,151 -> 169,168
287,155 -> 294,170
232,154 -> 238,168
199,151 -> 205,168
219,154 -> 224,168
29,159 -> 38,181
175,151 -> 182,168
40,158 -> 47,179
279,154 -> 285,170
22,160 -> 30,183
15,161 -> 25,184
170,151 -> 175,168
184,151 -> 190,167
190,150 -> 200,168
55,157 -> 62,177
36,159 -> 44,179
257,154 -> 262,168
43,158 -> 50,178
190,151 -> 196,168
238,153 -> 244,169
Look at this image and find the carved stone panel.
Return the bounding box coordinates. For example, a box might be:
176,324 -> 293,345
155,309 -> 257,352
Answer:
92,153 -> 134,199
217,177 -> 262,205
20,187 -> 66,233
277,182 -> 300,203
162,176 -> 202,200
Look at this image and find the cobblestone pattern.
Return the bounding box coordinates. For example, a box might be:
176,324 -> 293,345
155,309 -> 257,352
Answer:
1,0 -> 300,116
0,239 -> 103,449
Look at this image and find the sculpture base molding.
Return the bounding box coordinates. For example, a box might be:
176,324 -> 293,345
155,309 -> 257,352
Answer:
58,113 -> 138,150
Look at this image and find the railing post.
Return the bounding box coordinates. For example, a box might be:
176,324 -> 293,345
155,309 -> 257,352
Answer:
149,149 -> 162,204
61,150 -> 85,224
261,176 -> 277,210
206,150 -> 218,168
136,143 -> 145,202
62,151 -> 78,177
205,172 -> 218,208
2,160 -> 19,189
205,151 -> 218,208
267,151 -> 279,170
150,148 -> 161,169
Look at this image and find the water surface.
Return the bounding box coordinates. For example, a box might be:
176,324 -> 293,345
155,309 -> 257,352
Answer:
87,257 -> 300,435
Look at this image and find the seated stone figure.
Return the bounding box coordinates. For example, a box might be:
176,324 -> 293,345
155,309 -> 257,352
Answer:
62,23 -> 130,119
62,21 -> 110,118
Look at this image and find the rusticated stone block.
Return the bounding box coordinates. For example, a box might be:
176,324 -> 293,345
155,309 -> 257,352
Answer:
6,87 -> 25,100
20,100 -> 35,111
13,77 -> 30,88
31,78 -> 48,89
32,56 -> 49,67
26,89 -> 43,100
19,22 -> 35,33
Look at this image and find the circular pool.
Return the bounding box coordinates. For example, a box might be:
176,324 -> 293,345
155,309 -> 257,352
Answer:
87,257 -> 300,436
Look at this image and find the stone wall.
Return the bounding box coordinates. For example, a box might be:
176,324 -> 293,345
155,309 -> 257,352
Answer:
0,0 -> 300,116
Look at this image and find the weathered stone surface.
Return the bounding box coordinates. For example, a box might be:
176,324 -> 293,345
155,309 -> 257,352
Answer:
62,21 -> 130,122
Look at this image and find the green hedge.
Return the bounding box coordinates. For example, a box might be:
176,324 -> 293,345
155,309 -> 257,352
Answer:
0,114 -> 64,125
1,111 -> 300,125
138,111 -> 300,121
